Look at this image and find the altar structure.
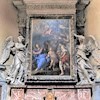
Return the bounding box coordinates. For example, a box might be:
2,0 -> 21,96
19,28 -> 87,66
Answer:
0,0 -> 100,100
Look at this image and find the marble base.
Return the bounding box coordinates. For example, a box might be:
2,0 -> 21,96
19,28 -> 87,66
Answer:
10,85 -> 92,100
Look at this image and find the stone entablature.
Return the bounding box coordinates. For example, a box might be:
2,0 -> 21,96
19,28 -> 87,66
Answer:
24,0 -> 77,15
13,0 -> 78,15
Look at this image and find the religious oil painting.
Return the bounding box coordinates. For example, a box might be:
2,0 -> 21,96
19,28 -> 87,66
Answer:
31,18 -> 71,76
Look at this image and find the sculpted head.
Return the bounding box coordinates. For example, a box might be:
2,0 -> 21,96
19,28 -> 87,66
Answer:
18,35 -> 24,43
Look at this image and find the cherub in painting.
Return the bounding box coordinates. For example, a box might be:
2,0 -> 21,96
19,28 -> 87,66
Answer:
47,47 -> 58,70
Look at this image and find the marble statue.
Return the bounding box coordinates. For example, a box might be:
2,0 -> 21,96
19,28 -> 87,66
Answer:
0,36 -> 14,81
7,35 -> 28,84
75,34 -> 96,85
0,36 -> 14,66
86,35 -> 100,81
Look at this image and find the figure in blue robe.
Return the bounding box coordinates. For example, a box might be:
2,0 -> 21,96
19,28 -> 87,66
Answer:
35,54 -> 50,70
33,43 -> 50,71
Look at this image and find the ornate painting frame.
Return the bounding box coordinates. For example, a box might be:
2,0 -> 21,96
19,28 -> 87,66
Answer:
26,14 -> 77,84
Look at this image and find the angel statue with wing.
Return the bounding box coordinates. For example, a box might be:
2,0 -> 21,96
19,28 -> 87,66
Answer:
86,35 -> 100,81
0,36 -> 14,81
6,35 -> 28,84
0,36 -> 14,65
74,34 -> 96,85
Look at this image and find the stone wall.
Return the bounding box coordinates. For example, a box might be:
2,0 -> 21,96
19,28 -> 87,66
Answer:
0,0 -> 18,56
85,0 -> 100,43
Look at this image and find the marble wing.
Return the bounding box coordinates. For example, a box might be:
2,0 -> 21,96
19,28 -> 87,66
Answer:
0,36 -> 14,65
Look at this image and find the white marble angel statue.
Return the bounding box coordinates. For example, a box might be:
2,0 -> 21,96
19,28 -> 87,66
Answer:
74,34 -> 96,85
0,36 -> 14,81
7,35 -> 28,84
86,35 -> 100,81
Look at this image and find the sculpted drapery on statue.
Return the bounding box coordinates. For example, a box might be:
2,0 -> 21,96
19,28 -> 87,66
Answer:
6,36 -> 27,84
74,34 -> 100,85
75,34 -> 92,84
0,36 -> 15,81
0,35 -> 28,85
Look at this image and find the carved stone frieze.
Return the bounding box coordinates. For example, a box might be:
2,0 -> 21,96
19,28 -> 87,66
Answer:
26,4 -> 74,10
24,0 -> 77,14
25,3 -> 77,15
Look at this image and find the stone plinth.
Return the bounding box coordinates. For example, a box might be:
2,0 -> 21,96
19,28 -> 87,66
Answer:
11,89 -> 24,100
10,85 -> 92,100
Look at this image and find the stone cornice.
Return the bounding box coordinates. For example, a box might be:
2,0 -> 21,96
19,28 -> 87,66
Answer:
23,0 -> 77,4
13,0 -> 78,15
26,4 -> 75,10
